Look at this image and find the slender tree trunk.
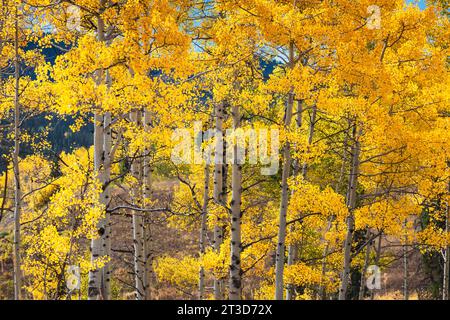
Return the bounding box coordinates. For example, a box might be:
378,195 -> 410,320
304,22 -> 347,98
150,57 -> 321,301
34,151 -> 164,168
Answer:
101,110 -> 112,299
338,123 -> 361,300
358,230 -> 372,300
88,114 -> 104,300
12,7 -> 22,300
131,110 -> 145,300
213,102 -> 225,299
229,104 -> 242,300
443,181 -> 450,300
143,108 -> 154,300
286,101 -> 303,301
88,112 -> 104,300
199,164 -> 210,299
403,220 -> 409,300
88,2 -> 106,300
274,41 -> 295,300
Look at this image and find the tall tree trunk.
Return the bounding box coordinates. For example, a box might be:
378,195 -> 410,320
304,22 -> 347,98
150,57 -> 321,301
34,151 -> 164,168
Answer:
88,112 -> 104,300
274,41 -> 295,300
213,102 -> 225,299
12,6 -> 22,300
199,164 -> 210,299
131,110 -> 145,300
229,104 -> 242,300
338,122 -> 361,300
286,101 -> 303,301
101,110 -> 112,299
88,1 -> 106,300
443,181 -> 450,300
403,220 -> 409,300
143,108 -> 154,300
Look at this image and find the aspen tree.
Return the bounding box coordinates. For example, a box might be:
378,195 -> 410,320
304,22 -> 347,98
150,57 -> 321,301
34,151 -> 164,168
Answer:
213,102 -> 225,299
403,228 -> 409,300
87,0 -> 107,299
339,123 -> 361,300
274,40 -> 295,300
143,108 -> 154,300
12,5 -> 21,300
444,180 -> 450,300
131,110 -> 145,300
229,104 -> 242,300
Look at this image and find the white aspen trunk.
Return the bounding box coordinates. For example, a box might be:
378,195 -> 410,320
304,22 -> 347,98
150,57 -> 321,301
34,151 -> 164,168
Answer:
338,123 -> 361,300
130,110 -> 145,300
443,181 -> 450,300
403,220 -> 409,300
88,4 -> 106,299
143,108 -> 154,300
101,110 -> 112,299
229,104 -> 242,300
12,7 -> 22,300
358,230 -> 372,300
274,41 -> 295,300
213,102 -> 225,300
88,112 -> 104,300
88,114 -> 104,300
199,164 -> 210,299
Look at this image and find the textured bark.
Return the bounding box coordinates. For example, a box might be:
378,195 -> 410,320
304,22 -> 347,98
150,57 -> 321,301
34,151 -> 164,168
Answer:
274,41 -> 295,300
88,114 -> 104,300
403,220 -> 409,300
199,165 -> 210,299
338,123 -> 361,300
131,110 -> 145,300
88,112 -> 105,300
229,104 -> 242,300
88,2 -> 107,300
213,102 -> 225,299
101,110 -> 112,300
12,7 -> 21,300
101,68 -> 113,299
143,108 -> 154,300
443,181 -> 450,300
